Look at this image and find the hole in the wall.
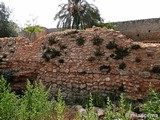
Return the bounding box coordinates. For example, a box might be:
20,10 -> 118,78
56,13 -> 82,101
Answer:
137,34 -> 140,37
148,30 -> 151,32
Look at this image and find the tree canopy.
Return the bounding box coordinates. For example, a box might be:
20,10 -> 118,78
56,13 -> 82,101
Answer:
54,0 -> 103,29
0,2 -> 18,37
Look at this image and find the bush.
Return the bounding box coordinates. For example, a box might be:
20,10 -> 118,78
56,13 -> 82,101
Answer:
0,77 -> 55,120
106,40 -> 118,49
55,89 -> 65,120
76,36 -> 85,46
19,80 -> 54,120
92,36 -> 104,46
104,23 -> 117,29
142,88 -> 160,116
0,76 -> 20,120
85,94 -> 98,120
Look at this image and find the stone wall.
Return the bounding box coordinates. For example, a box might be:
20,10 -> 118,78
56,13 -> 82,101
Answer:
1,28 -> 160,100
112,18 -> 160,41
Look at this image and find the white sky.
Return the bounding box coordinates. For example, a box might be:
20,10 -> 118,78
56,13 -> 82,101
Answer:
1,0 -> 160,28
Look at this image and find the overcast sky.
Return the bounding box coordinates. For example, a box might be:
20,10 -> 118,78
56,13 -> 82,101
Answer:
1,0 -> 160,28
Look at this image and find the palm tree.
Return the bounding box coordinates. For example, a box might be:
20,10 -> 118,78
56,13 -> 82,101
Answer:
54,0 -> 103,29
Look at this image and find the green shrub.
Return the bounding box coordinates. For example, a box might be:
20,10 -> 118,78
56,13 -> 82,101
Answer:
99,65 -> 111,72
0,77 -> 20,120
55,89 -> 65,120
115,94 -> 131,120
48,36 -> 58,45
104,23 -> 117,29
130,44 -> 141,50
142,88 -> 160,116
114,47 -> 130,60
106,40 -> 118,49
104,97 -> 115,119
92,36 -> 104,46
119,62 -> 126,70
92,93 -> 106,107
85,94 -> 98,120
19,80 -> 54,120
76,36 -> 85,46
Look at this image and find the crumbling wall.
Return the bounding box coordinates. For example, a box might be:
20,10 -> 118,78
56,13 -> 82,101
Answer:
1,28 -> 160,100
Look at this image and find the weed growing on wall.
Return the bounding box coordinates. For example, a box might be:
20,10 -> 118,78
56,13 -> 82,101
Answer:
99,65 -> 111,72
48,36 -> 59,45
76,36 -> 85,46
106,40 -> 118,49
130,44 -> 141,50
119,62 -> 126,70
114,47 -> 130,60
59,44 -> 67,50
42,48 -> 61,62
92,36 -> 104,46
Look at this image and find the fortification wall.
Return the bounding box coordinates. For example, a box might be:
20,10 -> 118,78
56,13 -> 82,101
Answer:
113,18 -> 160,41
1,29 -> 160,100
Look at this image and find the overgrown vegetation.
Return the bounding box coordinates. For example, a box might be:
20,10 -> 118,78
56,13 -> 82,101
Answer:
92,36 -> 104,46
88,56 -> 96,62
113,47 -> 130,60
76,36 -> 85,46
54,89 -> 65,120
48,36 -> 59,45
42,48 -> 61,62
1,76 -> 160,120
0,77 -> 54,120
99,65 -> 111,72
151,65 -> 160,74
130,44 -> 141,50
106,40 -> 118,49
94,49 -> 104,57
59,44 -> 67,50
119,62 -> 126,70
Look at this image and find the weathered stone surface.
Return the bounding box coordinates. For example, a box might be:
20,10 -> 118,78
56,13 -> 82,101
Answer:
1,28 -> 160,100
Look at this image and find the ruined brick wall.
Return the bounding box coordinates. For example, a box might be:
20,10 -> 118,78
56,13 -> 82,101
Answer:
1,29 -> 160,100
113,18 -> 160,42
